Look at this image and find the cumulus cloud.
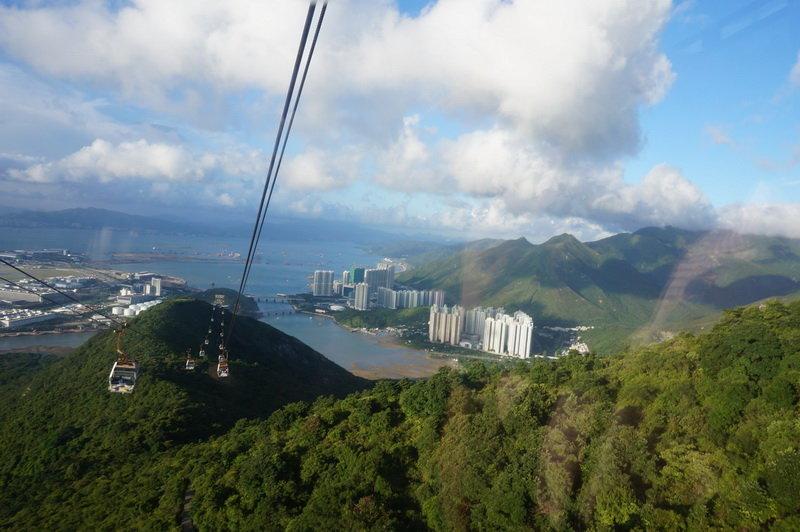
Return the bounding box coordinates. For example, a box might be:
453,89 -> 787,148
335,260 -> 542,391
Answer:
376,121 -> 715,232
9,139 -> 208,183
719,203 -> 800,239
0,0 -> 674,158
704,124 -> 734,146
282,147 -> 361,191
6,139 -> 267,185
791,50 -> 800,86
3,0 -> 791,240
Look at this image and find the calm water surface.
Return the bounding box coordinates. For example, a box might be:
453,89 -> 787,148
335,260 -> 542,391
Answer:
0,331 -> 97,352
1,228 -> 440,375
263,308 -> 436,375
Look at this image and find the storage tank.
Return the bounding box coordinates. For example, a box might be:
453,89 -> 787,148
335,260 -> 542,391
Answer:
123,308 -> 136,317
112,306 -> 124,316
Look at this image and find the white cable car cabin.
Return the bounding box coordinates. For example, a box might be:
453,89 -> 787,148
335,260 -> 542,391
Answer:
217,357 -> 229,378
108,329 -> 138,393
185,350 -> 196,371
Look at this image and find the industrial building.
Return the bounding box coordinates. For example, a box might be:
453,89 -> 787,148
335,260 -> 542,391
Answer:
0,309 -> 57,329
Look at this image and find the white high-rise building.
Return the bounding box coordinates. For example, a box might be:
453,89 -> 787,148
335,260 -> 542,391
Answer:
342,270 -> 351,284
312,270 -> 334,297
354,283 -> 370,310
428,304 -> 465,346
482,310 -> 533,358
151,277 -> 162,297
377,287 -> 397,309
364,268 -> 389,295
378,263 -> 395,289
431,289 -> 445,307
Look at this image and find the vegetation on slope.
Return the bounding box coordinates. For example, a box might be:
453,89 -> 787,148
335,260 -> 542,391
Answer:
2,298 -> 799,529
399,226 -> 800,352
0,298 -> 366,529
333,306 -> 429,329
196,287 -> 259,317
183,300 -> 800,530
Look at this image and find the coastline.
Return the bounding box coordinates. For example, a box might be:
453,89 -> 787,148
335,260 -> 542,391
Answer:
287,308 -> 456,379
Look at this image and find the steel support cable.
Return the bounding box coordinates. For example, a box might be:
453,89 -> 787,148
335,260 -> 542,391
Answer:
0,274 -> 116,330
0,258 -> 125,327
238,2 -> 328,303
227,2 -> 320,344
230,3 -> 317,324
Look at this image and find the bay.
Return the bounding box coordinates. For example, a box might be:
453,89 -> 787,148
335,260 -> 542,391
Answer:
0,331 -> 97,352
1,227 -> 445,377
262,310 -> 449,379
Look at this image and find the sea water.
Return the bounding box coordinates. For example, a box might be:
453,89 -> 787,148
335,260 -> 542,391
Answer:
1,228 -> 443,377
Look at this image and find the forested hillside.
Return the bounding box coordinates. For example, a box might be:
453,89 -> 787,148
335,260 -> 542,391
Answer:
182,300 -> 800,530
0,299 -> 366,529
399,226 -> 800,352
1,298 -> 798,529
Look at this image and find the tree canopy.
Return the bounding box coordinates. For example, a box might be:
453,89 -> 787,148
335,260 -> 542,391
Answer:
1,299 -> 799,529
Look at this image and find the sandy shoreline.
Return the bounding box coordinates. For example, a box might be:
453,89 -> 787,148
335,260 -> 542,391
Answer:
294,309 -> 456,380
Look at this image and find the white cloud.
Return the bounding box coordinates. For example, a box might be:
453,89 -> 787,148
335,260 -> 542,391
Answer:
593,164 -> 716,229
217,193 -> 235,207
5,0 -> 795,241
393,123 -> 716,232
0,0 -> 674,158
719,203 -> 800,239
282,147 -> 360,191
6,139 -> 268,185
791,50 -> 800,87
9,139 -> 206,183
704,124 -> 734,146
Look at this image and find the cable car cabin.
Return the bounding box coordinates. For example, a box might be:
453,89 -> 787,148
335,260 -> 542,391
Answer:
199,348 -> 206,358
217,359 -> 230,378
218,353 -> 226,362
204,338 -> 209,345
108,360 -> 138,393
185,358 -> 196,371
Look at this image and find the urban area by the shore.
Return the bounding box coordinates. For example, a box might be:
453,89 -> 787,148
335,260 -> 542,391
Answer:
1,247 -> 591,359
0,247 -> 189,341
300,261 -> 592,360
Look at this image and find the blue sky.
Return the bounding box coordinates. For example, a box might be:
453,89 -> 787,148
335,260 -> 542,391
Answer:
628,0 -> 800,207
0,0 -> 799,241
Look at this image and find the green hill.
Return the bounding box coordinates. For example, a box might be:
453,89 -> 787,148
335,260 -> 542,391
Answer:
399,226 -> 800,352
0,298 -> 367,529
180,300 -> 800,530
1,298 -> 799,528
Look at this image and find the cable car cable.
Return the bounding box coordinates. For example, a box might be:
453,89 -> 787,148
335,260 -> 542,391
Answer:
229,2 -> 317,331
236,2 -> 327,309
228,2 -> 327,344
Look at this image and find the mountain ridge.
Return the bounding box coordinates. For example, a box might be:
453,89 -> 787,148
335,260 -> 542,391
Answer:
399,226 -> 800,351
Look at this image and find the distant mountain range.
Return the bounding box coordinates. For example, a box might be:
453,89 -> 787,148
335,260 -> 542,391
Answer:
0,207 -> 444,244
399,226 -> 800,352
